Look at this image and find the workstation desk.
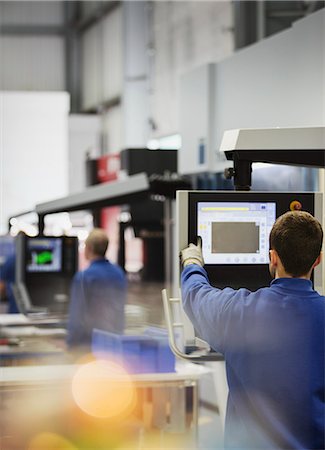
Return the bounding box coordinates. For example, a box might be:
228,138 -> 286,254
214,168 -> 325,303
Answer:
0,313 -> 66,328
0,361 -> 210,449
0,314 -> 212,448
0,314 -> 68,366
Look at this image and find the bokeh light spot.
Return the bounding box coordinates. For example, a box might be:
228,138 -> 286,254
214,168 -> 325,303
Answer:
71,359 -> 136,419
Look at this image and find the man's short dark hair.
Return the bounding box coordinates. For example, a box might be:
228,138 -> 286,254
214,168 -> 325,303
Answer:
269,211 -> 323,277
86,229 -> 109,258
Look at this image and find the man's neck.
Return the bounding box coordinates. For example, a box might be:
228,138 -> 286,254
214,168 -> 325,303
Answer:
88,255 -> 105,263
275,269 -> 311,280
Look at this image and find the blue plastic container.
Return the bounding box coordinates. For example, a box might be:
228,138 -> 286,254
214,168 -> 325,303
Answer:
92,328 -> 175,374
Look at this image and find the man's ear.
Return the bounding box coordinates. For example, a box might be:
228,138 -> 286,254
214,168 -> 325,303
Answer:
84,244 -> 90,260
269,249 -> 278,267
312,252 -> 322,269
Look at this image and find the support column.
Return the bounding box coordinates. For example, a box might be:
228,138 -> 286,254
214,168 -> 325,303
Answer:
122,1 -> 151,148
64,2 -> 82,113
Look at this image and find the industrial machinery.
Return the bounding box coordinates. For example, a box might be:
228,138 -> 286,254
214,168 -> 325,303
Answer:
163,127 -> 324,362
221,127 -> 324,191
13,234 -> 78,316
178,190 -> 323,292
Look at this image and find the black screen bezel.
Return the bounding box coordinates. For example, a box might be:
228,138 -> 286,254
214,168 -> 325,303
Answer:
188,192 -> 315,290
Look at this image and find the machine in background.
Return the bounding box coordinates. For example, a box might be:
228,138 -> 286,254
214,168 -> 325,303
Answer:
85,148 -> 179,282
13,234 -> 78,316
163,126 -> 324,362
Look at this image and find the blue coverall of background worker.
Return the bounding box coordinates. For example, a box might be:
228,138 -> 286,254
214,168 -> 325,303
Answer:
180,211 -> 324,450
66,229 -> 127,350
0,254 -> 19,313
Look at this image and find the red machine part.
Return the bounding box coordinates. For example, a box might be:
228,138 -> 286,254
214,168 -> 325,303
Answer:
97,154 -> 120,183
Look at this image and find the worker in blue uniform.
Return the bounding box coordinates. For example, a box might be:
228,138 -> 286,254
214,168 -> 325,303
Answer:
0,253 -> 19,313
180,210 -> 324,450
66,228 -> 127,350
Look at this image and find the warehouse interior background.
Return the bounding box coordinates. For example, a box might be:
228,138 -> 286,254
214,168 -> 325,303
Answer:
0,1 -> 324,449
1,0 -> 324,236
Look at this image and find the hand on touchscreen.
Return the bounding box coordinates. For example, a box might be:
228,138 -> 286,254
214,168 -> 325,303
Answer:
180,236 -> 205,267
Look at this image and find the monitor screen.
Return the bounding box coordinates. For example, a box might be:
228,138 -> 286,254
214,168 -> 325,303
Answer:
26,238 -> 62,273
197,201 -> 276,264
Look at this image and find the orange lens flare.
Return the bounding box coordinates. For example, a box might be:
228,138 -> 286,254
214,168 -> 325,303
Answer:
71,359 -> 136,419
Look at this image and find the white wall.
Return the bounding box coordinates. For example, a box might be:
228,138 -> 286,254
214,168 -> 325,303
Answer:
81,24 -> 102,110
180,9 -> 325,174
151,1 -> 234,139
68,115 -> 102,194
0,92 -> 69,234
0,36 -> 65,91
0,1 -> 65,92
213,11 -> 325,147
81,6 -> 123,111
102,107 -> 123,153
102,8 -> 123,101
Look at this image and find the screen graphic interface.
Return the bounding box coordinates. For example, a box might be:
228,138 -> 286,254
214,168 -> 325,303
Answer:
197,202 -> 276,264
27,238 -> 62,272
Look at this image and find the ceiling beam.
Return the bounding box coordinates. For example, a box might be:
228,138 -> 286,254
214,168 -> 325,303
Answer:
0,25 -> 66,36
72,1 -> 120,33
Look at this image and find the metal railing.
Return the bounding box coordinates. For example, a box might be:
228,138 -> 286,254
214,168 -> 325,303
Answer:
162,289 -> 224,362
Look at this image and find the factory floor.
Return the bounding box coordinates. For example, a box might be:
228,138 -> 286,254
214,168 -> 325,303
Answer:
198,405 -> 224,449
0,279 -> 226,449
126,280 -> 226,449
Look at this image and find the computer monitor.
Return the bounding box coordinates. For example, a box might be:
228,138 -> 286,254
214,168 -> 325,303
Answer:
15,234 -> 78,313
197,201 -> 276,265
26,237 -> 62,273
178,191 -> 323,293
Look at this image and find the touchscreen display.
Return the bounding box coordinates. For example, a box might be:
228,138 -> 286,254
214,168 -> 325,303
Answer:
197,202 -> 276,264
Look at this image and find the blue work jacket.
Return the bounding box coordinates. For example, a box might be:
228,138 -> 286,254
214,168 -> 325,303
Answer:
66,258 -> 127,349
181,264 -> 325,450
0,254 -> 19,313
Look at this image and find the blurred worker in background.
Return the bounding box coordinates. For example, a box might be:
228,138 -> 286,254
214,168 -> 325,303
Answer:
180,211 -> 324,450
0,233 -> 25,314
66,228 -> 127,350
0,252 -> 19,313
